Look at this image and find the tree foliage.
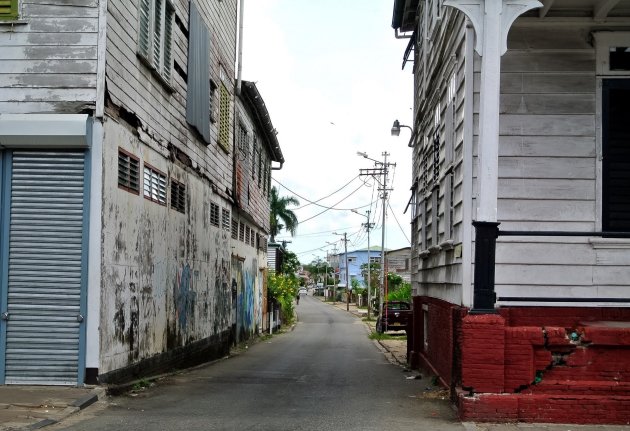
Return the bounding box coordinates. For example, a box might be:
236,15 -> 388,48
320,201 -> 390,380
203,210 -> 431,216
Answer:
270,186 -> 299,242
268,272 -> 299,323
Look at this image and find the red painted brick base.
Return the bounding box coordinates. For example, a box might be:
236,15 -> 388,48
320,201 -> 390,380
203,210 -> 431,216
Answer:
456,310 -> 630,424
410,302 -> 630,424
458,392 -> 630,424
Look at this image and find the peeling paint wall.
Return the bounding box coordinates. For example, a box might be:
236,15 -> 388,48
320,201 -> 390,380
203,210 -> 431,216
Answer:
100,119 -> 232,374
0,1 -> 99,114
231,239 -> 263,342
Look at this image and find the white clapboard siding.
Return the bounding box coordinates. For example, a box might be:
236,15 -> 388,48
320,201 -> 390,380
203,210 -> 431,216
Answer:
0,1 -> 99,113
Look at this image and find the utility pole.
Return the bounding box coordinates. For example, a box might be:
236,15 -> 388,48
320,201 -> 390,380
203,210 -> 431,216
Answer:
333,232 -> 350,311
359,151 -> 395,320
352,209 -> 374,317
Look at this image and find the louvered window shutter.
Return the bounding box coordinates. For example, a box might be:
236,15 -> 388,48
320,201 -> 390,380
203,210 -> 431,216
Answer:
0,0 -> 17,20
162,2 -> 174,81
138,0 -> 151,59
152,0 -> 163,71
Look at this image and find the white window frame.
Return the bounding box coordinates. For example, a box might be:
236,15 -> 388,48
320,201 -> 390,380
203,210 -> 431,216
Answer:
594,32 -> 630,231
138,0 -> 174,83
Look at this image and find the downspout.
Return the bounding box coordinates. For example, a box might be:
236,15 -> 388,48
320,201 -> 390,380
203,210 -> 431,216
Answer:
235,0 -> 245,96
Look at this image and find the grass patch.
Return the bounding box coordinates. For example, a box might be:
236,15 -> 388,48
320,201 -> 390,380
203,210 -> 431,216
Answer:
368,332 -> 406,341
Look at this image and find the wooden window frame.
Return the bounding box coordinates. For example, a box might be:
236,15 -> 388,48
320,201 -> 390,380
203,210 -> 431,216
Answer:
170,178 -> 186,214
143,163 -> 167,205
118,148 -> 140,195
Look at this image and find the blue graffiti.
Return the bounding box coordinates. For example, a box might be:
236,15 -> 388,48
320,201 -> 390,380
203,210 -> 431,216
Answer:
176,264 -> 197,329
240,271 -> 254,331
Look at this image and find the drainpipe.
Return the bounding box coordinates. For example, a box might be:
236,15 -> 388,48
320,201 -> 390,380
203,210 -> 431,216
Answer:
235,0 -> 245,96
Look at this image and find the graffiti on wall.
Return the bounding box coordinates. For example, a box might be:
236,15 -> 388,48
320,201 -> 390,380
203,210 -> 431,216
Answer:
175,263 -> 197,332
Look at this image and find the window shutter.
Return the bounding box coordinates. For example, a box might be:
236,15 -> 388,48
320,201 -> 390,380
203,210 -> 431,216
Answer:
0,0 -> 17,20
152,0 -> 163,71
162,2 -> 174,81
218,84 -> 231,150
138,0 -> 151,59
186,2 -> 211,142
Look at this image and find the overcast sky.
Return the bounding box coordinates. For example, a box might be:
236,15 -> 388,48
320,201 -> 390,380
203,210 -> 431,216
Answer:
242,0 -> 414,265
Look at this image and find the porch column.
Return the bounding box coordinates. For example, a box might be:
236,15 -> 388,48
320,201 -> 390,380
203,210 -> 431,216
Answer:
443,0 -> 542,313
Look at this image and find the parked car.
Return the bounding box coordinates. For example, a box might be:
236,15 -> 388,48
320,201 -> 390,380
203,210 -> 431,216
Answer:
375,301 -> 411,333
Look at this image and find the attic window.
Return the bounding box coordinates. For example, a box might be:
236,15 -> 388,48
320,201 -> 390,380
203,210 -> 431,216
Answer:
610,47 -> 630,71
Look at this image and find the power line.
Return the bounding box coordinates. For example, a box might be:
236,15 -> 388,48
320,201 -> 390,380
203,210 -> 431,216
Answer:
388,201 -> 411,245
297,181 -> 368,225
273,176 -> 371,211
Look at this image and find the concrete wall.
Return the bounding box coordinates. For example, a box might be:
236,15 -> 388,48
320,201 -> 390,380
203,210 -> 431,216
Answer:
99,118 -> 233,377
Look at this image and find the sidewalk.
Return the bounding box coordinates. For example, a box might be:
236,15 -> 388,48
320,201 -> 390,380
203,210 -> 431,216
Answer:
0,385 -> 103,431
319,296 -> 630,431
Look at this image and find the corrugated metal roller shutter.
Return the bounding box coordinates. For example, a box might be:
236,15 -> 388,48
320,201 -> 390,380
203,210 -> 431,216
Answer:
5,151 -> 85,385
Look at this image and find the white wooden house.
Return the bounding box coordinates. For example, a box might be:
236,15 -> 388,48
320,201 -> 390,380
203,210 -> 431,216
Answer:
0,0 -> 282,386
392,0 -> 630,423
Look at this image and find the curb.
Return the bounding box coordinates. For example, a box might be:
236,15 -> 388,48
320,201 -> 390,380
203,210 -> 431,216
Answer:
27,386 -> 105,430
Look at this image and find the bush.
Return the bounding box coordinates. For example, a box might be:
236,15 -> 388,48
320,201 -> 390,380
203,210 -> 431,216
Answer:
268,273 -> 299,323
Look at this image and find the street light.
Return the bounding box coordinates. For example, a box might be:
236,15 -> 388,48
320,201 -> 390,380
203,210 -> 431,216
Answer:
391,119 -> 415,147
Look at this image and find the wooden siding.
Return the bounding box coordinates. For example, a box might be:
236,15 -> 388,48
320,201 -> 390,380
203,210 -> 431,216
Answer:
234,97 -> 272,232
411,6 -> 468,305
493,24 -> 629,305
411,11 -> 630,306
105,0 -> 237,197
0,0 -> 99,113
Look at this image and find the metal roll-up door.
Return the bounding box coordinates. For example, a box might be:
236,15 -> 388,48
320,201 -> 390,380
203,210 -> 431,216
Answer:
4,151 -> 86,385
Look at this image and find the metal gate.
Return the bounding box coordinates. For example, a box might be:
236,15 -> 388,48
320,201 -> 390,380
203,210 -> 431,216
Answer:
1,151 -> 88,385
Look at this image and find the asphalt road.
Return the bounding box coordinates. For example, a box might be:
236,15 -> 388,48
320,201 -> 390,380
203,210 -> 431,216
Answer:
54,295 -> 465,431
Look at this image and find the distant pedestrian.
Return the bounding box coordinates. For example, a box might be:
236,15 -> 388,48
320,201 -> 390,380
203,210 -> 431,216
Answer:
296,293 -> 300,305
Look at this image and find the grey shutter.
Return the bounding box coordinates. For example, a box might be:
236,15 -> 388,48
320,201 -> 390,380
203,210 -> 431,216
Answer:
5,151 -> 86,385
186,1 -> 211,142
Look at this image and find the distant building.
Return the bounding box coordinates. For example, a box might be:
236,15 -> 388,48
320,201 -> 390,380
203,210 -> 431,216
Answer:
385,247 -> 411,284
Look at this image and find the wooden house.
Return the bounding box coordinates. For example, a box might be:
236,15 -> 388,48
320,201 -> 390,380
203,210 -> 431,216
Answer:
0,0 -> 282,386
392,0 -> 630,423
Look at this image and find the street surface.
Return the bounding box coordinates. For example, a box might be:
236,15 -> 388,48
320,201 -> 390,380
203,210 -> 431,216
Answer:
52,295 -> 463,431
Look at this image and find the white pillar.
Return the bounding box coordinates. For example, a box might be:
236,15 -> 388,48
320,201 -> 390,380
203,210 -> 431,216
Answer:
443,0 -> 542,222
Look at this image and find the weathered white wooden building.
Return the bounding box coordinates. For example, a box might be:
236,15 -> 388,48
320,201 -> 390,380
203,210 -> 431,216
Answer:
392,0 -> 630,423
0,0 -> 282,386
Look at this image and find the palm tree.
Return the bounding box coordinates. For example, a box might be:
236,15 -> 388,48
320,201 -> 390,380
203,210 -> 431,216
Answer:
270,186 -> 299,242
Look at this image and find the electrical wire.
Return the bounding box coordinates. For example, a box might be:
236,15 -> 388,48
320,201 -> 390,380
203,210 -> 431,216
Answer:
388,201 -> 411,245
297,181 -> 369,225
273,176 -> 371,211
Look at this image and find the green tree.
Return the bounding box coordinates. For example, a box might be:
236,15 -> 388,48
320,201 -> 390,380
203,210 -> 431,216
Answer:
270,186 -> 299,242
281,250 -> 300,275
